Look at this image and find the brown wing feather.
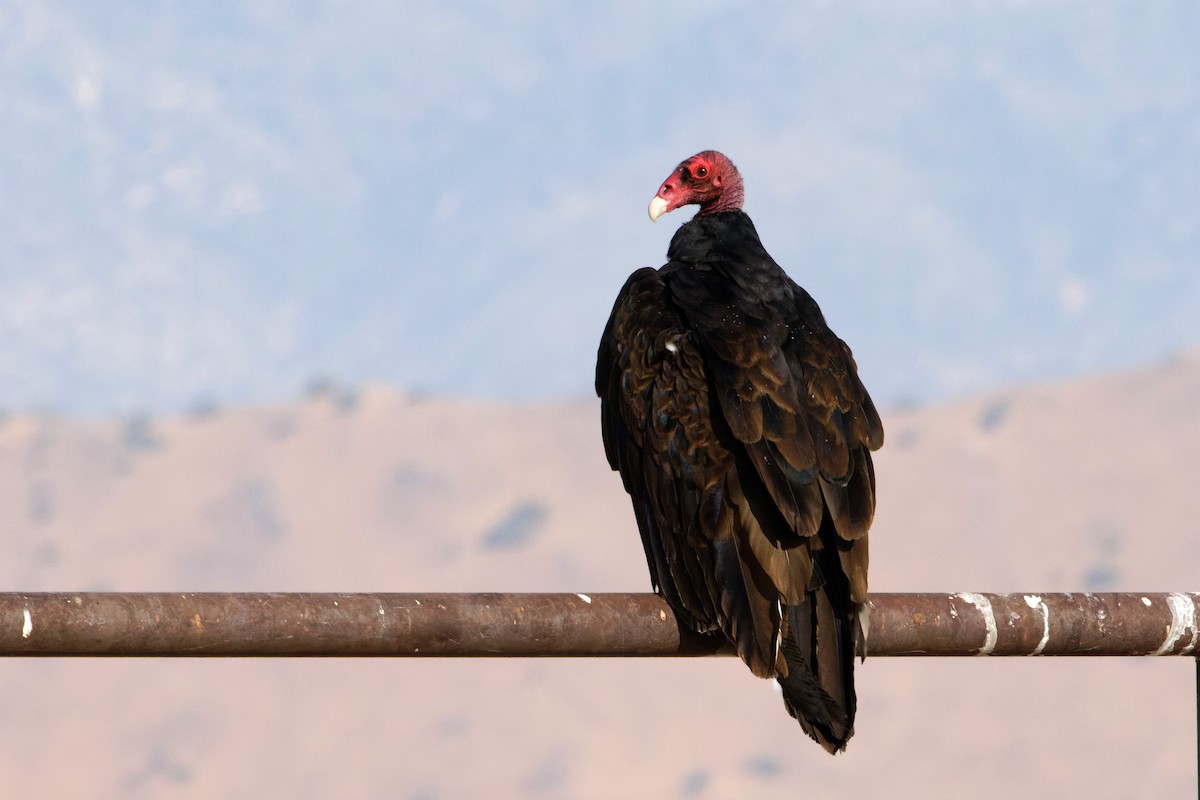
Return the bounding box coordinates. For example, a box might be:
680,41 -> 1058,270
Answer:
598,268 -> 733,633
598,244 -> 882,752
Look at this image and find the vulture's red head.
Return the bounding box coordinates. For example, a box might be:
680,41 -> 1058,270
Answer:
648,150 -> 745,221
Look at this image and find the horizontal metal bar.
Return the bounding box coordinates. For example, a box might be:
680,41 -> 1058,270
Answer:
870,591 -> 1200,656
0,592 -> 1196,658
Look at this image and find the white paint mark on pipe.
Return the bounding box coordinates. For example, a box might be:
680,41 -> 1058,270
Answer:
1024,595 -> 1050,655
21,608 -> 32,639
1156,593 -> 1197,655
955,592 -> 997,655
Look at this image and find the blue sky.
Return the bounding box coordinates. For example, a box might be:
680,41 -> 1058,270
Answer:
2,2 -> 1198,413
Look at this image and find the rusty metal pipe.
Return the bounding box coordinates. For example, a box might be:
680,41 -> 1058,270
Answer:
0,592 -> 1196,658
868,591 -> 1200,657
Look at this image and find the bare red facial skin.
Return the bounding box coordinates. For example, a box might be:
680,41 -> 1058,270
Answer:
652,150 -> 745,217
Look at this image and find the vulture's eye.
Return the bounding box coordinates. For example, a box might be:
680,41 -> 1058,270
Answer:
694,166 -> 709,178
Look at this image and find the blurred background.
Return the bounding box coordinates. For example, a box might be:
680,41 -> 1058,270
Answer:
2,2 -> 1197,414
1,3 -> 1199,798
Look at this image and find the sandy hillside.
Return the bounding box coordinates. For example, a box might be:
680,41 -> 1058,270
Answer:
0,352 -> 1197,798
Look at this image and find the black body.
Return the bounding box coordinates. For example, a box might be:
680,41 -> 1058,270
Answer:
596,210 -> 883,751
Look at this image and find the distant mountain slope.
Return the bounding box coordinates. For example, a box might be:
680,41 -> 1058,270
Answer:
0,354 -> 1197,798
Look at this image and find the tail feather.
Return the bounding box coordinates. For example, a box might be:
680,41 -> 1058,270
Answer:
776,590 -> 858,753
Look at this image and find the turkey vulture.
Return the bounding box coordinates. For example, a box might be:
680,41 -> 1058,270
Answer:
596,151 -> 883,752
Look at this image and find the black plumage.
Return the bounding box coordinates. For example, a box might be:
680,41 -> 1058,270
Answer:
596,151 -> 883,752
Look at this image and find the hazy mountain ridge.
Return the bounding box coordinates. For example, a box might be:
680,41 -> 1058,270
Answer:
0,354 -> 1197,797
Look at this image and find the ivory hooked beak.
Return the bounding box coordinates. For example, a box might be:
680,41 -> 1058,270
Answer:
648,195 -> 670,222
